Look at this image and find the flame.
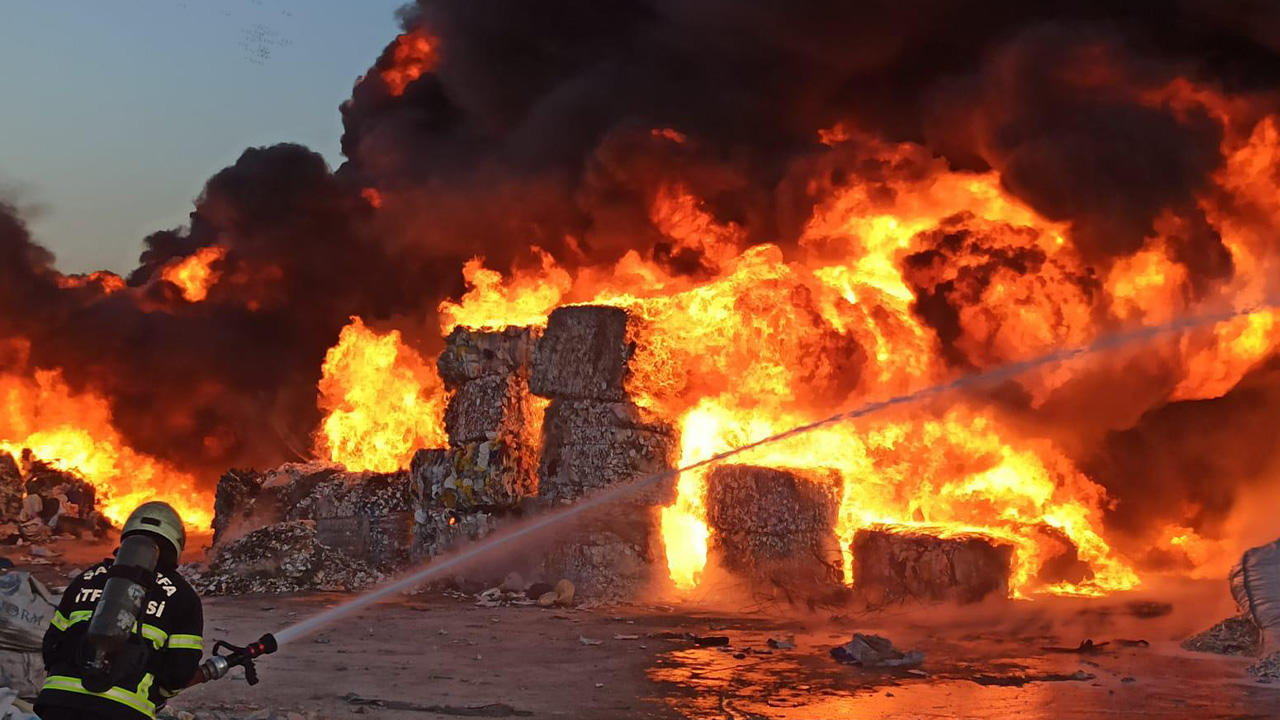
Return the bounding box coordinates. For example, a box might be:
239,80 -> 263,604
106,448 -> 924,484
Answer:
361,187 -> 384,209
438,250 -> 572,333
0,369 -> 212,531
315,317 -> 447,472
161,246 -> 226,302
380,30 -> 436,97
317,96 -> 1280,598
56,271 -> 126,294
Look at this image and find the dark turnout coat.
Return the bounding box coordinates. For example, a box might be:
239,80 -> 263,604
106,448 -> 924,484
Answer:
34,559 -> 204,720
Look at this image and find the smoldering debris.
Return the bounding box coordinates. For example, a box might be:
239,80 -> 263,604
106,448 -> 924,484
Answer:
830,633 -> 925,668
852,528 -> 1013,605
704,464 -> 844,598
183,521 -> 381,595
211,462 -> 415,571
0,450 -> 109,544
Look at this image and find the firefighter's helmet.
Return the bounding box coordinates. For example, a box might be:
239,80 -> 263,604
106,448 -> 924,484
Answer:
121,501 -> 186,562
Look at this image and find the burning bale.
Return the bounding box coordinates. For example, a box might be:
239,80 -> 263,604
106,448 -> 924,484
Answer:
184,520 -> 381,595
414,327 -> 541,519
210,462 -> 414,571
437,325 -> 537,388
530,306 -> 635,402
852,528 -> 1013,604
538,399 -> 678,504
704,465 -> 844,594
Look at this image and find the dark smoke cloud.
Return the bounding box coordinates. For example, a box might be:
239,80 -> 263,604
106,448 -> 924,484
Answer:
3,0 -> 1280,512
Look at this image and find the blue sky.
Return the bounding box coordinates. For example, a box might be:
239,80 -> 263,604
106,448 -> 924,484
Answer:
0,0 -> 407,273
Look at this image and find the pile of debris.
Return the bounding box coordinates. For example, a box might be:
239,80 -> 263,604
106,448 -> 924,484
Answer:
183,521 -> 381,595
852,528 -> 1013,604
530,306 -> 679,597
410,325 -> 541,561
212,462 -> 414,572
705,465 -> 844,598
0,451 -> 109,544
1182,614 -> 1261,656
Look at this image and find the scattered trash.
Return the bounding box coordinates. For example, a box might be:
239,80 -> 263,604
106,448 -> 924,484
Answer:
28,547 -> 57,558
613,634 -> 639,640
970,670 -> 1094,687
344,693 -> 532,717
693,635 -> 731,647
1042,639 -> 1109,654
536,579 -> 575,608
768,635 -> 796,650
499,572 -> 525,593
830,633 -> 924,668
1115,638 -> 1150,648
525,582 -> 553,600
1121,677 -> 1137,683
578,636 -> 603,646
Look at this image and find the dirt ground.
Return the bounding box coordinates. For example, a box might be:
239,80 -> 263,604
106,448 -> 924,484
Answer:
15,539 -> 1280,719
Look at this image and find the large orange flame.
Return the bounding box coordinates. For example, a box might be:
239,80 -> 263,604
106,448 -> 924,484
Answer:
161,246 -> 226,303
0,368 -> 212,531
315,83 -> 1280,599
315,317 -> 447,472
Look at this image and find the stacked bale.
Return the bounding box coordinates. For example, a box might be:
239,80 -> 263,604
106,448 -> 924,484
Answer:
852,528 -> 1013,604
409,326 -> 540,559
705,465 -> 844,596
530,306 -> 679,596
209,462 -> 414,572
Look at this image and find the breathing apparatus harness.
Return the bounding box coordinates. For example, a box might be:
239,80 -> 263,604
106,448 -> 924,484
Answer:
77,531 -> 276,692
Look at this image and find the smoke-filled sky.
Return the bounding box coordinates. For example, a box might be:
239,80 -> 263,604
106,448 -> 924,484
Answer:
0,0 -> 404,273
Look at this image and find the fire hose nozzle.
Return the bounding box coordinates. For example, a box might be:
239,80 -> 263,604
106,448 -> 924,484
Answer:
189,633 -> 278,687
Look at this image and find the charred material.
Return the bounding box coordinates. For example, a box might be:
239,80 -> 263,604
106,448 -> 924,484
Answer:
705,465 -> 844,594
852,528 -> 1013,604
184,520 -> 381,595
530,306 -> 636,402
0,453 -> 23,520
0,451 -> 105,540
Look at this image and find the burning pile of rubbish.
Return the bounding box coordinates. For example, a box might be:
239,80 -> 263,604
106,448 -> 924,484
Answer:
0,451 -> 110,545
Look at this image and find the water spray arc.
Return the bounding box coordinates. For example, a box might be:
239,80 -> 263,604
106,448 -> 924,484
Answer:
254,302 -> 1271,648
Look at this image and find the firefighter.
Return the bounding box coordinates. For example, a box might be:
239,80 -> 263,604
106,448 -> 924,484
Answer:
35,501 -> 203,720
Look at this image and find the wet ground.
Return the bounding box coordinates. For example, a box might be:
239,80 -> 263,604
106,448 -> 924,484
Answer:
13,542 -> 1280,719
157,588 -> 1279,720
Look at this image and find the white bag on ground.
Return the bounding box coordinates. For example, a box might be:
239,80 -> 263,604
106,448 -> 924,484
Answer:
0,572 -> 55,697
1231,538 -> 1280,651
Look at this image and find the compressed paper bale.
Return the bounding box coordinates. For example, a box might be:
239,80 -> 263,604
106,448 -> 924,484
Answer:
443,373 -> 532,445
411,439 -> 537,512
412,508 -> 500,560
538,399 -> 678,505
530,306 -> 636,401
0,453 -> 24,520
437,325 -> 537,389
704,465 -> 844,592
852,529 -> 1013,604
212,469 -> 267,544
288,470 -> 414,520
543,529 -> 655,600
705,465 -> 842,537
